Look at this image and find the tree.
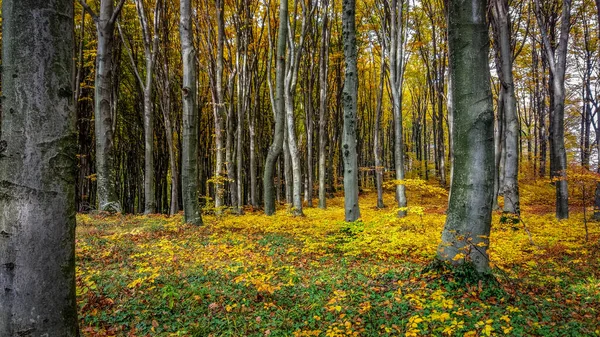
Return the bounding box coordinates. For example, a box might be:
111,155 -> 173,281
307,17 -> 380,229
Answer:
491,0 -> 520,215
180,0 -> 202,225
318,0 -> 331,209
213,0 -> 227,213
0,0 -> 78,334
120,0 -> 162,214
284,0 -> 311,216
437,0 -> 495,273
79,0 -> 127,212
342,0 -> 361,222
387,0 -> 409,217
264,0 -> 289,215
534,0 -> 571,219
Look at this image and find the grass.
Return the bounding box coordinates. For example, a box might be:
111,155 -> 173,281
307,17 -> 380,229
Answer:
77,189 -> 600,336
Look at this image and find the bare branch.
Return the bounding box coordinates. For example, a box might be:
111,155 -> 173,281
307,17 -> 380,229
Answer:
110,0 -> 127,25
78,0 -> 98,22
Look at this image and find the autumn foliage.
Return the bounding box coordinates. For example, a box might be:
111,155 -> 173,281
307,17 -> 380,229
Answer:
77,179 -> 600,336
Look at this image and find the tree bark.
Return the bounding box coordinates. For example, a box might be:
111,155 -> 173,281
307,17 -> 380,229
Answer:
318,0 -> 330,209
214,0 -> 226,213
0,0 -> 78,334
388,0 -> 408,217
438,0 -> 495,273
492,0 -> 520,215
534,0 -> 571,219
263,0 -> 288,215
79,0 -> 126,212
180,0 -> 202,225
342,0 -> 361,222
374,53 -> 386,209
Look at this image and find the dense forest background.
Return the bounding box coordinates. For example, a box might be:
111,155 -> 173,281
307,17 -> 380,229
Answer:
27,0 -> 595,217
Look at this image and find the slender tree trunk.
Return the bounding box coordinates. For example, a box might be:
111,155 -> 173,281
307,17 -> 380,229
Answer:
342,0 -> 361,222
593,0 -> 600,221
493,87 -> 504,210
180,0 -> 202,225
226,95 -> 239,211
0,0 -> 78,334
535,0 -> 570,219
79,0 -> 127,212
374,55 -> 386,209
306,74 -> 314,208
285,82 -> 304,215
318,0 -> 330,209
388,0 -> 408,217
491,0 -> 520,215
263,0 -> 288,215
438,0 -> 495,273
284,125 -> 293,205
214,0 -> 226,213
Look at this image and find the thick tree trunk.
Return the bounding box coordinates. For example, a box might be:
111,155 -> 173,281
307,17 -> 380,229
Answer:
438,0 -> 495,273
180,0 -> 202,225
263,0 -> 288,215
342,0 -> 361,222
0,0 -> 78,334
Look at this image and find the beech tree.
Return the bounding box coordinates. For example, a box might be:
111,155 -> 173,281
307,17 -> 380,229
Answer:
387,0 -> 409,217
0,0 -> 78,334
438,0 -> 495,273
264,0 -> 288,215
79,0 -> 126,212
491,0 -> 520,215
180,0 -> 202,225
120,0 -> 162,214
342,0 -> 361,222
534,0 -> 571,219
318,0 -> 331,209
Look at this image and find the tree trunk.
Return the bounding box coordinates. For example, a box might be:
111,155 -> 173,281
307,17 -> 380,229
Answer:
534,0 -> 570,219
180,0 -> 202,225
318,0 -> 330,209
491,0 -> 520,215
388,0 -> 408,217
342,0 -> 361,222
84,0 -> 126,213
214,0 -> 226,213
374,54 -> 386,209
438,0 -> 495,273
263,0 -> 288,215
0,0 -> 78,334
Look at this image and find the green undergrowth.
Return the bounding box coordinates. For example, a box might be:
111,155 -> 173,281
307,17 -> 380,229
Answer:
77,192 -> 600,336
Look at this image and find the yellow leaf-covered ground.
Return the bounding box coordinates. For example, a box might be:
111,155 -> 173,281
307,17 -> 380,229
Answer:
77,188 -> 600,336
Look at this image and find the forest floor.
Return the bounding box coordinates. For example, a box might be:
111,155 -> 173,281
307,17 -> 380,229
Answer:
77,183 -> 600,336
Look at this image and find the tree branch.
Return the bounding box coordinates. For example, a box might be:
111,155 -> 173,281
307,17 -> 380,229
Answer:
110,0 -> 128,25
78,0 -> 98,22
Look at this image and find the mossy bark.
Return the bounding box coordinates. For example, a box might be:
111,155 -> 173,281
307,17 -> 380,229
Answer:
438,0 -> 495,273
0,0 -> 78,334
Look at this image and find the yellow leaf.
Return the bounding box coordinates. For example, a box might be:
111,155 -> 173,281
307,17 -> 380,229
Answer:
452,253 -> 465,261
